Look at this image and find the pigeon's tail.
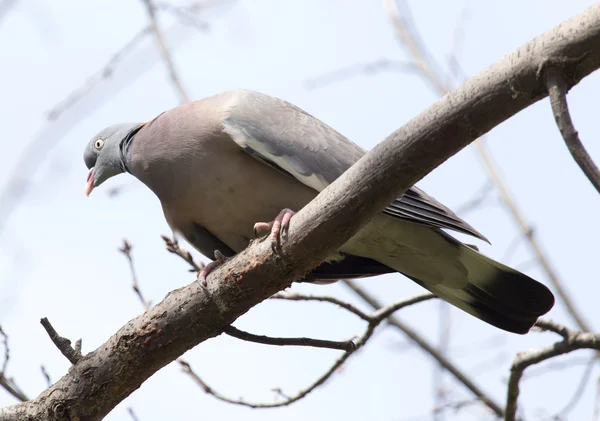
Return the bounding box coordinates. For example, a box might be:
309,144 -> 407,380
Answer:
339,217 -> 555,334
403,231 -> 555,334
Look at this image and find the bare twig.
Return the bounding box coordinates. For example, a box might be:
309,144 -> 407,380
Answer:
0,375 -> 28,402
156,2 -> 210,32
184,293 -> 434,408
224,326 -> 357,352
0,325 -> 28,402
382,0 -> 591,333
454,179 -> 495,216
128,407 -> 140,421
271,292 -> 371,321
0,325 -> 8,375
162,235 -> 202,272
546,67 -> 600,193
141,0 -> 190,103
40,318 -> 82,365
505,319 -> 600,421
304,58 -> 415,90
46,27 -> 151,121
593,376 -> 600,421
555,356 -> 597,418
119,240 -> 152,310
342,280 -> 505,419
40,366 -> 52,388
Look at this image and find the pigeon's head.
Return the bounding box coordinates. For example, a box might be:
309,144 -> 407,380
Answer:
83,123 -> 143,196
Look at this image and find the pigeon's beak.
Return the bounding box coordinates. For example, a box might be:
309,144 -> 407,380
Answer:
85,168 -> 95,196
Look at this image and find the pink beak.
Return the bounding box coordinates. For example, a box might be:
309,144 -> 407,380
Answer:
85,168 -> 95,196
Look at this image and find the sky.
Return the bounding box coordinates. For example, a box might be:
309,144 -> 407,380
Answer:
1,1 -> 599,420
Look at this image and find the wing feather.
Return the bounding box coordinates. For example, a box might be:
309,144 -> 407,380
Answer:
221,89 -> 487,241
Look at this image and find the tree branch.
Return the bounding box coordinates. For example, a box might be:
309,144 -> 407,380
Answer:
505,319 -> 600,421
40,318 -> 82,365
141,0 -> 190,103
224,326 -> 357,352
3,5 -> 600,418
342,280 -> 506,419
162,235 -> 202,272
119,240 -> 152,310
545,66 -> 600,193
270,292 -> 371,321
184,293 -> 432,408
382,0 -> 593,333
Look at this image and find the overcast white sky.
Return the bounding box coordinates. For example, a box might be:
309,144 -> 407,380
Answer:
1,1 -> 599,420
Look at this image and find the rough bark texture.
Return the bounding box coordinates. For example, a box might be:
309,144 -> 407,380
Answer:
2,4 -> 600,420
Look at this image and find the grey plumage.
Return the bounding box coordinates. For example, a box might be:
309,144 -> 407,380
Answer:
83,89 -> 554,334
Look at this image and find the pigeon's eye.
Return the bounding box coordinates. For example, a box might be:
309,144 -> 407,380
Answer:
94,138 -> 105,150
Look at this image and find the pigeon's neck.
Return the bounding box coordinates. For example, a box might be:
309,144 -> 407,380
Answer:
119,123 -> 145,173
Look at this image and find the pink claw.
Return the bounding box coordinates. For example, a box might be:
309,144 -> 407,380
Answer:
197,250 -> 229,288
253,208 -> 296,253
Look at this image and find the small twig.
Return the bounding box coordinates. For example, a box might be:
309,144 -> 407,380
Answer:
225,326 -> 356,352
0,325 -> 9,374
40,318 -> 82,364
46,27 -> 151,121
454,179 -> 495,216
524,355 -> 592,379
342,280 -> 505,419
546,67 -> 600,194
304,58 -> 415,90
271,292 -> 370,321
119,240 -> 152,310
184,292 -> 434,408
554,356 -> 597,419
0,325 -> 28,401
501,229 -> 532,264
40,365 -> 51,388
74,339 -> 82,355
593,376 -> 600,421
141,0 -> 190,103
371,293 -> 436,321
0,375 -> 28,402
505,319 -> 600,421
162,235 -> 202,272
156,2 -> 210,32
128,407 -> 140,421
445,8 -> 469,84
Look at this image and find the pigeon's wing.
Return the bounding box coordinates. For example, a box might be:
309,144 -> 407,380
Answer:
222,90 -> 487,241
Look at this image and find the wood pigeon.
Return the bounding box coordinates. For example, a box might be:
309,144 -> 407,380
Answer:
83,89 -> 555,334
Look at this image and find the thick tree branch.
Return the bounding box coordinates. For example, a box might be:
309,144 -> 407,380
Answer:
545,66 -> 600,193
505,319 -> 600,421
3,5 -> 600,419
383,0 -> 594,333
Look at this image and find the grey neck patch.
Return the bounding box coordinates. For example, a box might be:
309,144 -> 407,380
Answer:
119,123 -> 145,173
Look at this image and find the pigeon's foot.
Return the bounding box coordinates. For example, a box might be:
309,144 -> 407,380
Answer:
253,208 -> 296,254
197,250 -> 230,288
